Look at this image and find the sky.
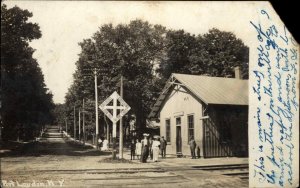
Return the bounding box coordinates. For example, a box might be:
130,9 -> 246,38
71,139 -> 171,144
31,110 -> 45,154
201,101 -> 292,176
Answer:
4,1 -> 271,104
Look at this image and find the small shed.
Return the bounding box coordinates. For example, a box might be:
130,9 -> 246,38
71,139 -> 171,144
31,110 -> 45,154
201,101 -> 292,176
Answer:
148,72 -> 248,158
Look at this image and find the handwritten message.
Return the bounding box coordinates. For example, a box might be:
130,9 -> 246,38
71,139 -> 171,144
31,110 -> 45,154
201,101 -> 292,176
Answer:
249,9 -> 299,187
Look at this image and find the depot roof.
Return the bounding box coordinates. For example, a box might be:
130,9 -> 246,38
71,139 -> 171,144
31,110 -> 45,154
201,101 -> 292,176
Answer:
148,73 -> 248,119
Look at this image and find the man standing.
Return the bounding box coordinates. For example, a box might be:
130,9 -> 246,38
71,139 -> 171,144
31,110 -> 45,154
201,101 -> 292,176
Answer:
130,139 -> 136,160
160,136 -> 167,158
189,137 -> 196,159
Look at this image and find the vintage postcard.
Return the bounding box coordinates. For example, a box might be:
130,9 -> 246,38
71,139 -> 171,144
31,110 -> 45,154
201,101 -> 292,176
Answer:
1,1 -> 299,188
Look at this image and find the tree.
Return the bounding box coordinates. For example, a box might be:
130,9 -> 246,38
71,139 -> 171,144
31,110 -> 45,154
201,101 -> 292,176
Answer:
65,21 -> 249,138
188,28 -> 249,78
157,29 -> 197,80
1,4 -> 54,140
65,20 -> 167,135
52,104 -> 67,127
157,28 -> 249,79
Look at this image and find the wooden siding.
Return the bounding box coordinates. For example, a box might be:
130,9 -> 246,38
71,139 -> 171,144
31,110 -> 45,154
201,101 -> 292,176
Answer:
203,117 -> 233,158
158,84 -> 248,158
203,105 -> 248,158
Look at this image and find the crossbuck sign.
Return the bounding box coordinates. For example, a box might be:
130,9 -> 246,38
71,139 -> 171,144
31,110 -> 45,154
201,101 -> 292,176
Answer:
99,91 -> 131,137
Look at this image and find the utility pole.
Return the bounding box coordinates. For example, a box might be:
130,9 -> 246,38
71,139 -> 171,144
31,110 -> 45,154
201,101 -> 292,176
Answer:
74,106 -> 76,139
94,68 -> 99,148
65,118 -> 68,134
83,99 -> 85,145
78,108 -> 81,141
119,75 -> 124,158
102,75 -> 109,144
83,67 -> 106,148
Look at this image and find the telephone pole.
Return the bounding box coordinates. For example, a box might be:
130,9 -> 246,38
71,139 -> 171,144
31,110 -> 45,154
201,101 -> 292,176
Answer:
119,75 -> 124,158
78,108 -> 81,141
65,118 -> 68,134
94,68 -> 99,148
83,67 -> 107,148
74,106 -> 76,139
83,99 -> 85,145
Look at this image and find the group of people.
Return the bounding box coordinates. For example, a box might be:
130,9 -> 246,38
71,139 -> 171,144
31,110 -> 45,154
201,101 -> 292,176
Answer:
98,134 -> 199,160
130,134 -> 167,163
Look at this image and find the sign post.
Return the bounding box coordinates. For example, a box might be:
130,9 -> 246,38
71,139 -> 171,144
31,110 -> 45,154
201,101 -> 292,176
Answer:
99,91 -> 131,159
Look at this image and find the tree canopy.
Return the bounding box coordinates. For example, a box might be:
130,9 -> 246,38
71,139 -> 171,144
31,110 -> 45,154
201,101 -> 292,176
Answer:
64,20 -> 166,135
1,4 -> 54,141
64,20 -> 249,137
157,28 -> 249,80
1,5 -> 249,141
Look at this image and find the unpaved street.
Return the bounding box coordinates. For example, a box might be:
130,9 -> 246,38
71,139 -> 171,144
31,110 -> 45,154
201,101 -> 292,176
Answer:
1,127 -> 248,188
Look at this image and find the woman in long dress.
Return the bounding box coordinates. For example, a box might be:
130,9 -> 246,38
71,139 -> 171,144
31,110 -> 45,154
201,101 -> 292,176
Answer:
152,138 -> 160,162
135,139 -> 142,160
141,134 -> 149,163
101,138 -> 108,151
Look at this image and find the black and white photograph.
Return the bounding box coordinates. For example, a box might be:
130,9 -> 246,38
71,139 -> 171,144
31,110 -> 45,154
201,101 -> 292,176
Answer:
1,1 -> 299,188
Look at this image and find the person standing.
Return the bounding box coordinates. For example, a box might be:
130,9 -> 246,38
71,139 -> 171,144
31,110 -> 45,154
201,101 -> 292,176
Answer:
141,133 -> 149,163
148,136 -> 153,160
102,138 -> 108,151
130,139 -> 136,160
197,146 -> 201,158
98,138 -> 102,150
160,136 -> 167,158
135,139 -> 142,160
189,137 -> 196,159
152,137 -> 160,162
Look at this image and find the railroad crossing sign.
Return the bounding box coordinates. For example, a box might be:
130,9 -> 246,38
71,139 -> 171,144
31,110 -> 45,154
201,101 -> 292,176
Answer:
99,91 -> 131,137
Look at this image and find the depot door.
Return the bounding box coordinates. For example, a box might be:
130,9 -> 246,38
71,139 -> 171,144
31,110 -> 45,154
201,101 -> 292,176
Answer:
176,117 -> 182,153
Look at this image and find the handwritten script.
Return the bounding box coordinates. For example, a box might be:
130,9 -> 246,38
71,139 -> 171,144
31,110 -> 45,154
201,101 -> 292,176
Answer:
250,9 -> 299,187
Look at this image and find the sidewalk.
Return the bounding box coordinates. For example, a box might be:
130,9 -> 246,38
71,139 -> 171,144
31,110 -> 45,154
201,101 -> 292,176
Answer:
63,131 -> 97,149
60,134 -> 249,169
121,149 -> 248,167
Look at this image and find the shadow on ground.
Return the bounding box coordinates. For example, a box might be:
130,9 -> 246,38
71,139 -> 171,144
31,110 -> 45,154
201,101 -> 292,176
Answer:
0,139 -> 111,158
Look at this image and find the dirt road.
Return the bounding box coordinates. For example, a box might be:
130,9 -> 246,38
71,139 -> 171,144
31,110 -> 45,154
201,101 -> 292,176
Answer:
1,126 -> 248,188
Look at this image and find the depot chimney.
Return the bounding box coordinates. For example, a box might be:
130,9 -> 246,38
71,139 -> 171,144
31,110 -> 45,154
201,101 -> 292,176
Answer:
234,66 -> 242,79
